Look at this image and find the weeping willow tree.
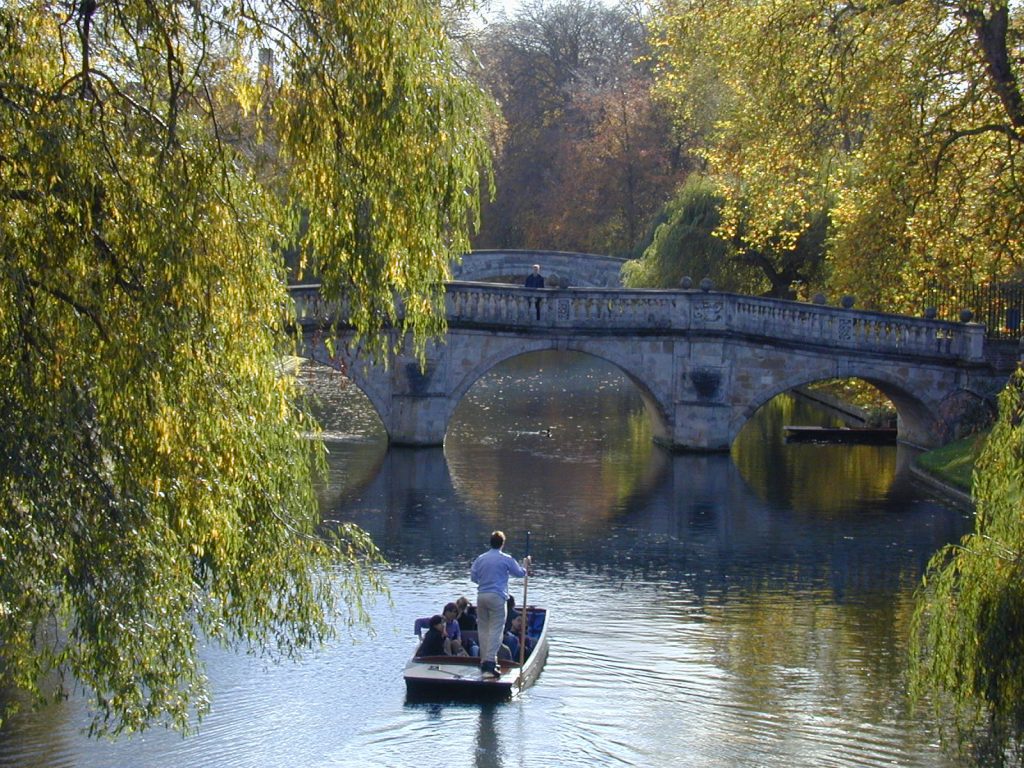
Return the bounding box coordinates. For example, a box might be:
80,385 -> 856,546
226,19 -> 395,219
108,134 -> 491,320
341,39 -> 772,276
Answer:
0,0 -> 491,735
910,370 -> 1024,766
622,175 -> 731,288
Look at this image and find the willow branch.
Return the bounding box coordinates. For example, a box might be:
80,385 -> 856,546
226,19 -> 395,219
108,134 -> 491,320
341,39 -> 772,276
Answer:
26,278 -> 109,342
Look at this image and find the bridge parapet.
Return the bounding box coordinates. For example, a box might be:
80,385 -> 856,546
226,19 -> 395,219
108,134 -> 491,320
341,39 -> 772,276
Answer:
445,284 -> 984,363
729,294 -> 985,362
290,282 -> 985,363
451,249 -> 626,287
446,283 -> 681,329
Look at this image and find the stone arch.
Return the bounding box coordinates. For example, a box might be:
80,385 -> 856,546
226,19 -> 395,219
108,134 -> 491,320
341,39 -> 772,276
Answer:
566,343 -> 674,445
300,332 -> 395,432
443,341 -> 671,444
729,359 -> 945,448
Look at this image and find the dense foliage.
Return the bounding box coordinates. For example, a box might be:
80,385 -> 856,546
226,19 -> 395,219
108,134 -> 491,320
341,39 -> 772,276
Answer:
910,371 -> 1024,765
623,174 -> 829,297
647,0 -> 1024,309
472,0 -> 689,255
0,0 -> 491,734
643,3 -> 1024,757
621,176 -> 731,288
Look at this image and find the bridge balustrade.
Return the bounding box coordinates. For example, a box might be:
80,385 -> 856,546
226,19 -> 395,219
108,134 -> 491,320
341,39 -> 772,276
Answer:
289,282 -> 984,363
730,295 -> 981,360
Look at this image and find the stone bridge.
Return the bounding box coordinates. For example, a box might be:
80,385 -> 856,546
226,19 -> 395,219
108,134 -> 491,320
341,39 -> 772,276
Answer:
450,249 -> 625,287
290,281 -> 1007,452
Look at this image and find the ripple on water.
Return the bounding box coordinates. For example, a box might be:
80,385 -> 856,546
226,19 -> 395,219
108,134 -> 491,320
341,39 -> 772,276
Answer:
0,359 -> 975,768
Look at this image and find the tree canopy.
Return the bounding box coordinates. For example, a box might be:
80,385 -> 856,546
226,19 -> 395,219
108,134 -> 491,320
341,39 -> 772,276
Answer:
647,0 -> 1024,309
0,0 -> 491,734
910,370 -> 1024,765
622,173 -> 830,297
643,5 -> 1024,756
472,0 -> 688,256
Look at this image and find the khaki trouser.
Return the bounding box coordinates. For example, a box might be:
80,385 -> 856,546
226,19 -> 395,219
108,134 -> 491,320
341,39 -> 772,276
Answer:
476,591 -> 507,667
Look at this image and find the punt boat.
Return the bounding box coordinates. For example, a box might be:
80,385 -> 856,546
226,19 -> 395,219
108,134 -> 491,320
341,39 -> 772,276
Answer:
783,425 -> 897,445
403,606 -> 549,700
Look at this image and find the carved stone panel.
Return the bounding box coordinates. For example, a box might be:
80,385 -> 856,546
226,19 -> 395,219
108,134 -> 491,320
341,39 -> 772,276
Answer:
690,367 -> 722,399
557,299 -> 571,321
694,300 -> 723,324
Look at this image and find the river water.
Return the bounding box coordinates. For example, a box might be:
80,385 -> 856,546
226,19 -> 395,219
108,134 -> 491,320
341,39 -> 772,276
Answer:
0,351 -> 974,767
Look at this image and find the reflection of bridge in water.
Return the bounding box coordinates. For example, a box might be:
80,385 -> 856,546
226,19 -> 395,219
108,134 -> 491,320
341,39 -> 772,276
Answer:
328,442 -> 967,598
292,250 -> 1010,451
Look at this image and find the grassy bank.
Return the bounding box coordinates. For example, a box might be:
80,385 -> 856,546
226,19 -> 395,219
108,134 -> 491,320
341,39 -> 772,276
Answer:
914,432 -> 989,494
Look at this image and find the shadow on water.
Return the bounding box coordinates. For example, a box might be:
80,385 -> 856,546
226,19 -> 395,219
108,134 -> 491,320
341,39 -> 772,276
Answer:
473,704 -> 502,768
401,701 -> 505,768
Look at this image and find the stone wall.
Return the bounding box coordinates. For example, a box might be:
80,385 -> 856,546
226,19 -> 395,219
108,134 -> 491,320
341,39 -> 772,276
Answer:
450,250 -> 626,288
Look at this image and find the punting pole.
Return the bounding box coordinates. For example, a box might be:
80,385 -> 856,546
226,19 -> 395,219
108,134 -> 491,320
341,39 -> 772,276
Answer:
519,531 -> 531,687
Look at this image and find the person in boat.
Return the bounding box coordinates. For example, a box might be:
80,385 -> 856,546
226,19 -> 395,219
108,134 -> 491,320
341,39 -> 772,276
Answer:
504,613 -> 535,661
442,602 -> 471,656
455,596 -> 477,631
415,615 -> 451,658
503,595 -> 517,633
470,530 -> 530,680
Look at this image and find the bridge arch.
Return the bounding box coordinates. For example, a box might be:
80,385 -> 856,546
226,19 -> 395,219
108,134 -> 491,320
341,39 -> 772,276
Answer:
442,342 -> 671,447
310,337 -> 672,447
300,335 -> 394,432
561,343 -> 674,444
731,359 -> 991,448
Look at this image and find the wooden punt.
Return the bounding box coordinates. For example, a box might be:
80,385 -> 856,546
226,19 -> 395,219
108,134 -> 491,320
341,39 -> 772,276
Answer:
403,606 -> 549,701
784,426 -> 897,445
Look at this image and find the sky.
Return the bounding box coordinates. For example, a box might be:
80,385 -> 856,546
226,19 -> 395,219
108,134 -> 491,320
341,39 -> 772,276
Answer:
475,0 -> 523,24
473,0 -> 619,25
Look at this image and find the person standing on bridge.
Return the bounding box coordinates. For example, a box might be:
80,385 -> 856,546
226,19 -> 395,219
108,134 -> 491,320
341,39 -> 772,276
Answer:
525,263 -> 545,289
470,530 -> 530,679
524,264 -> 545,319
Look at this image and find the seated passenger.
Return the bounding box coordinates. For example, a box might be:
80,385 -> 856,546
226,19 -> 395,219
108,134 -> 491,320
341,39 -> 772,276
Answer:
504,596 -> 517,633
415,615 -> 451,658
455,596 -> 477,631
443,602 -> 470,656
413,616 -> 433,638
504,614 -> 535,661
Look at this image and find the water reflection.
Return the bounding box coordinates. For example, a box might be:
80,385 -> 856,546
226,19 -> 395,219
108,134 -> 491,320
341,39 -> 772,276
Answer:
475,704 -> 501,768
733,393 -> 898,515
446,350 -> 662,530
0,352 -> 976,768
334,440 -> 962,597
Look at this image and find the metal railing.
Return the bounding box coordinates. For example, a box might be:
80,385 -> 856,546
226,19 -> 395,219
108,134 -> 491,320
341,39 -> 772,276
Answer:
923,281 -> 1024,341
